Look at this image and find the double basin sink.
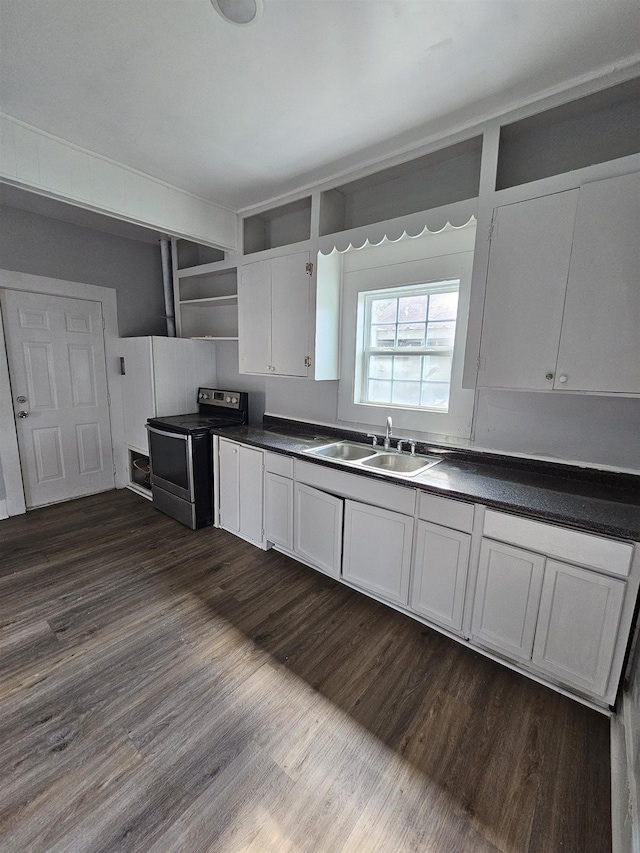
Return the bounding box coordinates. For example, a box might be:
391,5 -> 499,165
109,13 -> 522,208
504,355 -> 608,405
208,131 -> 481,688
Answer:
304,440 -> 442,477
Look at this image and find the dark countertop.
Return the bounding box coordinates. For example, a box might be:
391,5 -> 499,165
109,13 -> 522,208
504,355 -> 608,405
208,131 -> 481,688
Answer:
213,419 -> 640,542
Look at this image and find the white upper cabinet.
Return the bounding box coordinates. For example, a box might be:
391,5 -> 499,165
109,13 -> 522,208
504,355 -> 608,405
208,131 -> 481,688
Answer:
554,172 -> 640,393
478,190 -> 578,390
477,170 -> 640,395
238,252 -> 311,377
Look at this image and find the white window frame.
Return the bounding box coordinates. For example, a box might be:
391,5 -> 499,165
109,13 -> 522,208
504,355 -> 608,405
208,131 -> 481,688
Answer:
337,224 -> 476,441
359,279 -> 460,411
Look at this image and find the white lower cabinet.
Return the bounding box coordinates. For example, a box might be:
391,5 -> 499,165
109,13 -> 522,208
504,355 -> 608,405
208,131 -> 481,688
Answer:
471,539 -> 545,662
342,500 -> 414,605
218,438 -> 264,547
471,534 -> 628,700
264,471 -> 293,550
531,559 -> 625,696
294,483 -> 343,578
410,520 -> 471,633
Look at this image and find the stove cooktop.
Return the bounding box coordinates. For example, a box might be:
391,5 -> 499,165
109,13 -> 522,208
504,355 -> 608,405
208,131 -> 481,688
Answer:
148,413 -> 239,434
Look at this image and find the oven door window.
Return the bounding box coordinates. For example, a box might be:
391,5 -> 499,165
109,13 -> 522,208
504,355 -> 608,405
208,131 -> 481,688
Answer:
148,429 -> 192,499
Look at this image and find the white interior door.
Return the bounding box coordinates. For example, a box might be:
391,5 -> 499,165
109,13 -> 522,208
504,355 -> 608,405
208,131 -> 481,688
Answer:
1,289 -> 115,508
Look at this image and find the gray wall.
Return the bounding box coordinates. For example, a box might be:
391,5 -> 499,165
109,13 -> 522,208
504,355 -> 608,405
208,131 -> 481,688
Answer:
215,343 -> 640,472
0,205 -> 166,337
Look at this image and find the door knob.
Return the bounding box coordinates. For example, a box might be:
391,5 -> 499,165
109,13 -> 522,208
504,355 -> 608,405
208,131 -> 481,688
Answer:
17,410 -> 29,418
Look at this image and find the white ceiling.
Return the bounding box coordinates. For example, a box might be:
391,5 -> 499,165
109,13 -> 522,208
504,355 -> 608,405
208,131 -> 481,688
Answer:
1,0 -> 639,213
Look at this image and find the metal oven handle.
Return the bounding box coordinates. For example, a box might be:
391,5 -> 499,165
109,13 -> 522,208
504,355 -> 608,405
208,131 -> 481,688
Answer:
146,425 -> 190,441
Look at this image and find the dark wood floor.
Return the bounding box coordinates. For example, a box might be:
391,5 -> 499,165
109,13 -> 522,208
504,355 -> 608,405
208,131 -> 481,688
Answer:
0,489 -> 611,853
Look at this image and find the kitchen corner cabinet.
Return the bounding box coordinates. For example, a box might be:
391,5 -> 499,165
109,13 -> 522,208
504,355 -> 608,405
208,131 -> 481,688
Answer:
477,170 -> 640,395
342,500 -> 414,605
238,252 -> 311,377
218,438 -> 264,547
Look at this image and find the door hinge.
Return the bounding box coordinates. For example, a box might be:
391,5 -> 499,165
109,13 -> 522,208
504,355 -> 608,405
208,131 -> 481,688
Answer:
304,356 -> 311,368
102,317 -> 106,330
306,262 -> 313,276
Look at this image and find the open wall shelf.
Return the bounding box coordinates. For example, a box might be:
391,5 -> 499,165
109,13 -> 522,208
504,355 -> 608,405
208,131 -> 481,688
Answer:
496,78 -> 640,191
243,196 -> 312,254
319,137 -> 482,236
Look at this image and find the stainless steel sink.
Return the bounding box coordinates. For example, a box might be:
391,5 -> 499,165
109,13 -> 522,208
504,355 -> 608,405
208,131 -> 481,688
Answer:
309,441 -> 377,461
304,440 -> 442,477
361,453 -> 441,475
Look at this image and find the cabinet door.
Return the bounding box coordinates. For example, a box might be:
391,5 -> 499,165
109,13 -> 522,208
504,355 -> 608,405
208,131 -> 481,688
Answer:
342,500 -> 414,605
265,472 -> 293,550
238,445 -> 264,545
471,539 -> 545,662
410,521 -> 470,632
238,259 -> 272,375
270,252 -> 310,377
478,190 -> 578,390
532,559 -> 625,696
555,172 -> 640,393
218,438 -> 240,533
294,483 -> 343,578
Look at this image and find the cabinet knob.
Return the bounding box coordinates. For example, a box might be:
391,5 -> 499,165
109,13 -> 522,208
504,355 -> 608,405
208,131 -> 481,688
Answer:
545,373 -> 554,381
558,374 -> 568,383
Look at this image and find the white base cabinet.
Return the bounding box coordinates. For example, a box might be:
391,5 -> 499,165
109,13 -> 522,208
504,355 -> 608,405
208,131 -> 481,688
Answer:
471,539 -> 546,662
219,450 -> 637,709
342,500 -> 414,605
293,482 -> 343,578
218,438 -> 264,547
410,520 -> 471,633
264,471 -> 294,551
532,559 -> 625,696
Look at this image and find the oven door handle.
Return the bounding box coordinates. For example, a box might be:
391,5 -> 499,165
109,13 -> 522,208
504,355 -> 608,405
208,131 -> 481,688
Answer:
146,425 -> 189,441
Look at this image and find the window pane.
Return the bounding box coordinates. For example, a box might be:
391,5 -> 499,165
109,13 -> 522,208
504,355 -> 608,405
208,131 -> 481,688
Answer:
368,379 -> 392,403
393,355 -> 422,381
398,294 -> 427,323
392,382 -> 421,406
421,382 -> 450,410
426,321 -> 456,347
371,325 -> 396,347
428,291 -> 459,321
422,355 -> 452,382
397,323 -> 425,347
371,298 -> 397,324
369,355 -> 392,379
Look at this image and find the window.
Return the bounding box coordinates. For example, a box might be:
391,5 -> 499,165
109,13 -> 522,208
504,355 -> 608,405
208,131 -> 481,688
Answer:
361,281 -> 459,411
337,222 -> 476,441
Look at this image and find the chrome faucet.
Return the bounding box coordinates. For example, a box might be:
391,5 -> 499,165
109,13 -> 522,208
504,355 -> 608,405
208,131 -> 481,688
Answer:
383,416 -> 393,449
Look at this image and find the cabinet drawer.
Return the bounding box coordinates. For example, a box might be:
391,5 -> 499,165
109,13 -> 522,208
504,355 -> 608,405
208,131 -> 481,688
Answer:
483,510 -> 633,577
418,492 -> 474,533
265,452 -> 294,478
294,460 -> 415,516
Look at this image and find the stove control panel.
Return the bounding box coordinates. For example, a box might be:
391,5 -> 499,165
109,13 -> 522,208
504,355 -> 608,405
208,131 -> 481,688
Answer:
197,388 -> 245,411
